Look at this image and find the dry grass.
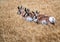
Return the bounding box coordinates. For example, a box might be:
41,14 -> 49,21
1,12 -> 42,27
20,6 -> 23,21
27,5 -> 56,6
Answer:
0,0 -> 60,42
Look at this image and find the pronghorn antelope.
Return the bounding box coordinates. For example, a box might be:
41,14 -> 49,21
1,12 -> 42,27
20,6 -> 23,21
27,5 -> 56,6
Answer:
24,8 -> 37,22
17,6 -> 35,22
31,10 -> 56,25
17,6 -> 26,17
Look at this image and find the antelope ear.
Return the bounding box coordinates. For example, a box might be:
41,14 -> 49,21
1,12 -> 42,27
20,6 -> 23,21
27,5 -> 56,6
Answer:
17,6 -> 20,9
20,5 -> 23,8
32,11 -> 34,13
36,10 -> 40,14
25,8 -> 26,11
27,9 -> 30,12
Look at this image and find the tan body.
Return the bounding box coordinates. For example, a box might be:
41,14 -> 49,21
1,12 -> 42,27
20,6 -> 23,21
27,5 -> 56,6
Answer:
37,14 -> 50,24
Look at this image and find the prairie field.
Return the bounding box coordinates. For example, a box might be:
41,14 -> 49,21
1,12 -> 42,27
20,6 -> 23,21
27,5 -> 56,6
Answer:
0,0 -> 60,42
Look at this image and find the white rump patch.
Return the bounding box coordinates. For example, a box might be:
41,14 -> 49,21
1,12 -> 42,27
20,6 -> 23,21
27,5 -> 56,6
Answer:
49,17 -> 56,23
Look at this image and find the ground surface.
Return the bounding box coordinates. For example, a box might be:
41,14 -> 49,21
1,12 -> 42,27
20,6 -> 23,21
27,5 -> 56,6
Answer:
0,0 -> 60,42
